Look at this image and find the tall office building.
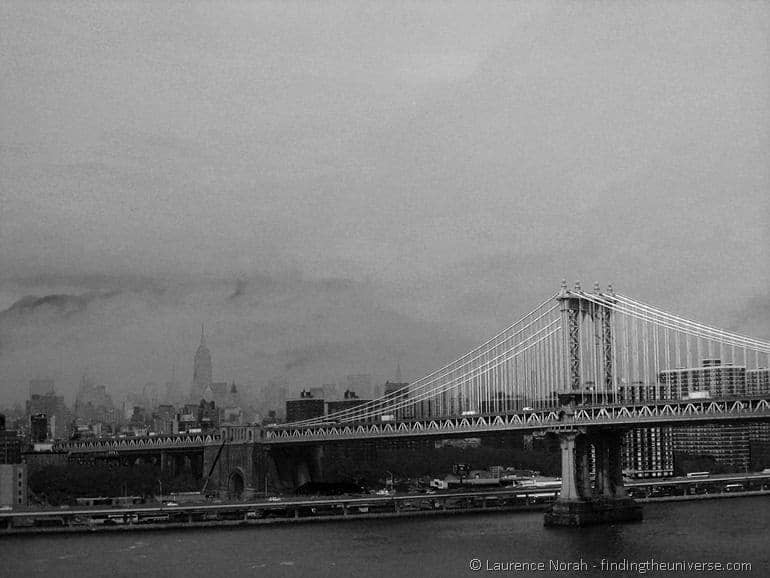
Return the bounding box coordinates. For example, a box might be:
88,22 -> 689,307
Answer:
26,381 -> 69,440
74,375 -> 116,426
191,325 -> 213,401
30,414 -> 48,444
383,379 -> 411,420
0,415 -> 22,465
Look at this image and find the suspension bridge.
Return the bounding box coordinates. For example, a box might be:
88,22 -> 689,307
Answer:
56,282 -> 770,526
267,281 -> 770,441
264,281 -> 770,525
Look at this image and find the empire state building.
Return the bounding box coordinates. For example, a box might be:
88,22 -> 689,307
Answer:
191,325 -> 212,400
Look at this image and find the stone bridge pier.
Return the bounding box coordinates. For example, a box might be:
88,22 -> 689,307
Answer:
544,426 -> 641,527
267,444 -> 324,490
202,426 -> 265,500
201,426 -> 327,499
159,451 -> 203,479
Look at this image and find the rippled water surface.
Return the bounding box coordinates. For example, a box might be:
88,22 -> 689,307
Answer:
2,497 -> 768,577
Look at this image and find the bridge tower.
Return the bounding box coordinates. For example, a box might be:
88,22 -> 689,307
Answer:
558,280 -> 615,397
546,281 -> 641,526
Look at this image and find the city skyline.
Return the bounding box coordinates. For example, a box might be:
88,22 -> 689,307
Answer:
1,2 -> 768,404
0,322 -> 399,411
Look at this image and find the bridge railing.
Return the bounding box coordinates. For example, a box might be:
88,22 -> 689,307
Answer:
54,432 -> 222,453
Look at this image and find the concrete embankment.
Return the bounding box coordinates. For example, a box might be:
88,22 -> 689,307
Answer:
637,489 -> 770,503
1,503 -> 552,536
2,490 -> 769,536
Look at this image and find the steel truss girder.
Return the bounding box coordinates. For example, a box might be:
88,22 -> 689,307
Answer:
264,397 -> 770,443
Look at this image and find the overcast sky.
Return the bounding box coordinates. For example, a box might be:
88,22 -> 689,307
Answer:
1,1 -> 768,404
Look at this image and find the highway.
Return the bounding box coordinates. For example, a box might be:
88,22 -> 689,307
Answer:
2,472 -> 769,534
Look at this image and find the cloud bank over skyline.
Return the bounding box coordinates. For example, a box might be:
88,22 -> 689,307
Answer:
1,1 -> 767,403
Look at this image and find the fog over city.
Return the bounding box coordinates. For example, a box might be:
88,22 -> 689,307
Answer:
1,1 -> 768,404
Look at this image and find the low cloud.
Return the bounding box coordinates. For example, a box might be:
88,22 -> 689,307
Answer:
2,291 -> 120,318
0,269 -> 473,405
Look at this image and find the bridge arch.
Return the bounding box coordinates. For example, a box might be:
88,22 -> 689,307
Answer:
227,468 -> 245,500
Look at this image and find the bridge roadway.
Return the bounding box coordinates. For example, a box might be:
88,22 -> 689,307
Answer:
3,472 -> 769,534
265,397 -> 770,444
50,397 -> 770,454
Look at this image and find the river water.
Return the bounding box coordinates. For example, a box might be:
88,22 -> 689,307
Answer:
1,497 -> 767,577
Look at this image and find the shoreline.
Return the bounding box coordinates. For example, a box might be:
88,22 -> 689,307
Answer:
2,490 -> 767,537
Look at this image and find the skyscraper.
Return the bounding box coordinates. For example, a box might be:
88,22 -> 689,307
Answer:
191,325 -> 213,401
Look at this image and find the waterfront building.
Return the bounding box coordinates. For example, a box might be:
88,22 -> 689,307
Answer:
286,390 -> 325,423
623,427 -> 674,478
658,359 -> 746,399
608,381 -> 675,478
750,422 -> 770,470
0,463 -> 27,508
327,390 -> 369,415
617,381 -> 669,403
673,423 -> 752,472
659,360 -> 763,472
746,368 -> 770,396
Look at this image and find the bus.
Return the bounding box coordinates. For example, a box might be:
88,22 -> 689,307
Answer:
686,472 -> 710,479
